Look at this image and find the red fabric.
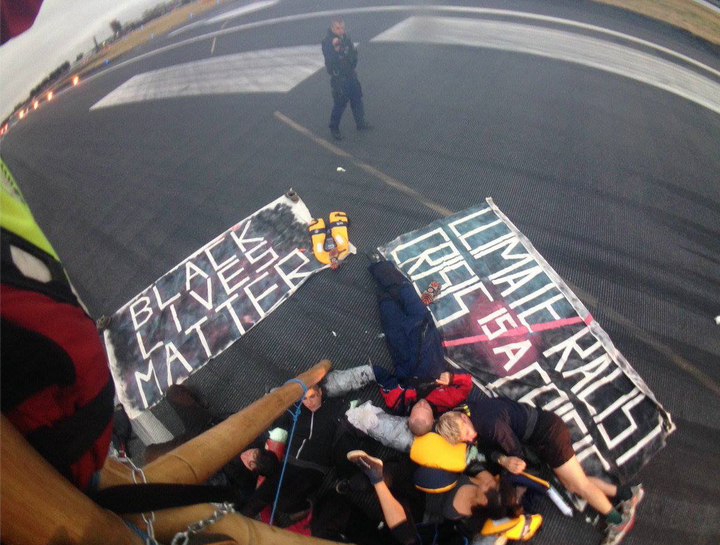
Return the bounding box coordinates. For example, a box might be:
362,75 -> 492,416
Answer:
379,387 -> 406,411
1,0 -> 45,44
425,373 -> 473,413
259,506 -> 313,535
380,373 -> 473,414
1,285 -> 112,489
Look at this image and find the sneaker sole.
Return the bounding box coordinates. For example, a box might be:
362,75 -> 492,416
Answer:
347,450 -> 383,470
621,486 -> 645,516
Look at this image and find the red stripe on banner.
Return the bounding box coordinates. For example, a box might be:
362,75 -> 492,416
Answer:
528,316 -> 586,333
443,316 -> 586,348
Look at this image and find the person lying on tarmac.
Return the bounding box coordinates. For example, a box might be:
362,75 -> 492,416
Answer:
240,383 -> 351,523
218,446 -> 280,497
346,450 -> 516,545
324,364 -> 473,416
436,397 -> 644,545
368,258 -> 447,382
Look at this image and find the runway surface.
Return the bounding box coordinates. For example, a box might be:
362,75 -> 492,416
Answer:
2,0 -> 719,543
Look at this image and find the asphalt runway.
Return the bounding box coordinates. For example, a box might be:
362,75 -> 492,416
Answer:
2,0 -> 720,543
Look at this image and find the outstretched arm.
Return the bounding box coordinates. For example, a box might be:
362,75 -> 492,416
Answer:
349,451 -> 419,545
374,480 -> 409,529
372,479 -> 420,544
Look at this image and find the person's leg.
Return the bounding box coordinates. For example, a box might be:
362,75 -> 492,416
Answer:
532,411 -> 621,522
372,365 -> 399,390
589,477 -> 618,498
311,490 -> 356,539
323,365 -> 376,397
377,297 -> 411,343
413,326 -> 447,380
384,459 -> 425,522
553,456 -> 615,514
330,90 -> 349,131
369,260 -> 408,293
241,469 -> 281,517
242,464 -> 323,518
396,284 -> 428,321
378,296 -> 409,326
589,478 -> 644,513
348,78 -> 366,127
377,297 -> 415,377
332,419 -> 371,479
275,467 -> 325,513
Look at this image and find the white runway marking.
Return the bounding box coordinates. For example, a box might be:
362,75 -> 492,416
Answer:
205,0 -> 281,25
169,0 -> 280,37
84,6 -> 720,92
372,16 -> 720,115
90,45 -> 325,109
692,0 -> 720,17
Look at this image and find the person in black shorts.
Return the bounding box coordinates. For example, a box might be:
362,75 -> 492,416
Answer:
437,397 -> 644,545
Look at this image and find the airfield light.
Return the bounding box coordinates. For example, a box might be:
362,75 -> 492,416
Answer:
73,75 -> 80,86
33,100 -> 39,109
47,91 -> 54,100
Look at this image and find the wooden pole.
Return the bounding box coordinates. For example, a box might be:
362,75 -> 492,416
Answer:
96,361 -> 341,543
0,415 -> 142,545
149,504 -> 341,545
100,360 -> 331,488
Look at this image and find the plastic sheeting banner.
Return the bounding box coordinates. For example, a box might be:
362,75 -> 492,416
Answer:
105,195 -> 323,418
380,198 -> 674,485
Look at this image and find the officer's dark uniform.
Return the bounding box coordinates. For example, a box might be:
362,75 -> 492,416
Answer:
321,28 -> 368,137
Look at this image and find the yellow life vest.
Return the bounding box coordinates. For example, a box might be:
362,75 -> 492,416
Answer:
410,432 -> 467,493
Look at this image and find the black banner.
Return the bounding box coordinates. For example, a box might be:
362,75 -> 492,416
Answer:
105,195 -> 325,417
380,199 -> 674,487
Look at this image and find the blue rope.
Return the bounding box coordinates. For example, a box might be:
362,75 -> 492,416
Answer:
269,378 -> 308,526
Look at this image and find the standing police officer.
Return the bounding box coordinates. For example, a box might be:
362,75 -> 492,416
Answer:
321,19 -> 371,140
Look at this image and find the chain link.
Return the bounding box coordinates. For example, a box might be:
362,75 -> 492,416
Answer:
111,452 -> 157,544
171,503 -> 236,545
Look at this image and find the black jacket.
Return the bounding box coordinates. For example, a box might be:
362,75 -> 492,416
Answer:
321,29 -> 358,79
272,397 -> 346,470
469,397 -> 539,460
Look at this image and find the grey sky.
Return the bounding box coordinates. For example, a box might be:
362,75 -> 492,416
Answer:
0,0 -> 160,120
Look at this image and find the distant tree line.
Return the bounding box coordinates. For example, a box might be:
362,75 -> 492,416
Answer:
140,0 -> 195,27
11,0 -> 202,116
25,60 -> 70,102
104,0 -> 197,40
